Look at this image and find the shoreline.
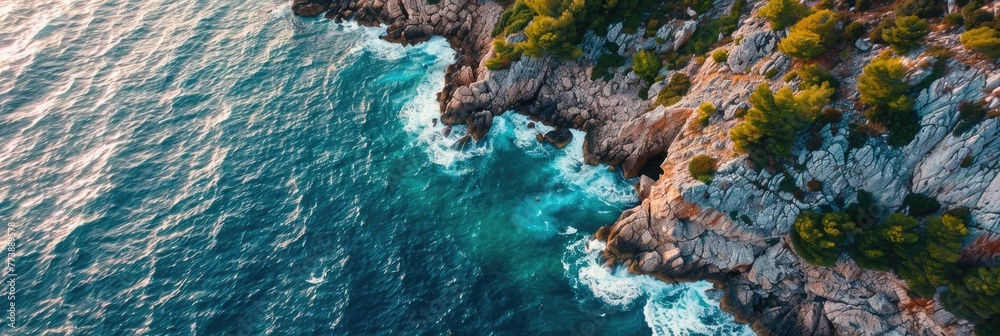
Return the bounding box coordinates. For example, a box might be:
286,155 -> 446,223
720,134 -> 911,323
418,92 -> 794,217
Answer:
292,0 -> 999,334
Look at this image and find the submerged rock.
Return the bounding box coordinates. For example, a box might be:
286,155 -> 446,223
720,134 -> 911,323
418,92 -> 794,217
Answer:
452,134 -> 471,151
291,0 -> 331,17
542,128 -> 572,148
467,110 -> 493,141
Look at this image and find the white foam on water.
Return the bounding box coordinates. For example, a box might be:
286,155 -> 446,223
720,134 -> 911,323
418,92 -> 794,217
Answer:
552,129 -> 638,206
361,29 -> 407,61
565,239 -> 650,309
560,226 -> 578,235
564,239 -> 753,336
380,33 -> 503,174
484,113 -> 638,206
501,114 -> 555,156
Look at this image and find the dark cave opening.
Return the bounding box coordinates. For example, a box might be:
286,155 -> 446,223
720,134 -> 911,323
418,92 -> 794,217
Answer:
637,153 -> 667,181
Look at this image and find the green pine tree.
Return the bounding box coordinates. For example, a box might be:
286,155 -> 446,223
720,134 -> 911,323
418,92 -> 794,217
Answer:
882,15 -> 930,54
730,82 -> 833,166
758,0 -> 811,31
961,27 -> 1000,60
791,211 -> 860,266
898,215 -> 968,297
858,53 -> 910,106
631,50 -> 662,84
941,266 -> 1000,333
852,213 -> 921,270
857,53 -> 920,146
778,10 -> 839,59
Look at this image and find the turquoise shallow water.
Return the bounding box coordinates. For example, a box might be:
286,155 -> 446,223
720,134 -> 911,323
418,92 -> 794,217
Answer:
0,0 -> 751,335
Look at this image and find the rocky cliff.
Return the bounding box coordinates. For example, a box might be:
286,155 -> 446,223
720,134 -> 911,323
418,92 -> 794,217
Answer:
292,0 -> 1000,334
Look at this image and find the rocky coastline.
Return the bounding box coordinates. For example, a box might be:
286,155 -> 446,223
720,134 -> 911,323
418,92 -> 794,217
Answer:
291,0 -> 1000,334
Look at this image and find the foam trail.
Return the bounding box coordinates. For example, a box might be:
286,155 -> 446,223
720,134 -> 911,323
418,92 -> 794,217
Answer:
483,113 -> 638,206
385,33 -> 500,172
565,239 -> 753,336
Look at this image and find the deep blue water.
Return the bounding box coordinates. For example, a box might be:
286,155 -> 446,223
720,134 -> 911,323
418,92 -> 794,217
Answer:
0,0 -> 751,335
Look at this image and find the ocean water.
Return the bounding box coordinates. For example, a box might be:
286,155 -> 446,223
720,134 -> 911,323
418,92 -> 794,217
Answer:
0,0 -> 752,335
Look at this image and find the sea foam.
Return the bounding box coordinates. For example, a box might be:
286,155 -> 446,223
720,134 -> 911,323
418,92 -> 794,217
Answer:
379,22 -> 741,336
565,239 -> 753,336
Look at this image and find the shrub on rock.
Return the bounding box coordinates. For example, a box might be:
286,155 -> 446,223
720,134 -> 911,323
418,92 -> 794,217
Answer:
791,211 -> 860,267
844,20 -> 866,41
730,82 -> 834,166
961,155 -> 975,168
656,73 -> 691,106
942,13 -> 964,28
696,102 -> 715,127
711,49 -> 729,63
941,266 -> 1000,335
819,107 -> 843,124
962,0 -> 996,30
852,213 -> 920,271
961,27 -> 1000,60
688,155 -> 718,184
893,0 -> 946,19
901,193 -> 941,217
795,64 -> 839,89
898,215 -> 968,297
492,1 -> 535,37
592,53 -> 627,80
632,50 -> 662,84
684,0 -> 715,14
954,100 -> 988,136
485,39 -> 524,70
857,53 -> 920,146
858,53 -> 909,107
522,13 -> 583,59
882,15 -> 930,54
845,189 -> 879,229
778,10 -> 839,59
758,0 -> 811,31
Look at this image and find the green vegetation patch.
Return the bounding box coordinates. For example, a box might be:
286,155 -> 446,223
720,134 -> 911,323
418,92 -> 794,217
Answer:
857,53 -> 920,146
954,100 -> 988,136
778,10 -> 840,59
591,53 -> 627,80
631,50 -> 662,84
492,1 -> 535,37
791,211 -> 859,267
901,193 -> 941,217
696,101 -> 715,127
656,73 -> 691,106
730,82 -> 834,167
961,27 -> 1000,60
485,38 -> 524,70
758,0 -> 811,31
882,15 -> 930,54
688,155 -> 718,184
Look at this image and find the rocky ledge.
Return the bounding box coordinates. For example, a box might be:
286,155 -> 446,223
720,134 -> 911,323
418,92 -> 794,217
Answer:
293,0 -> 705,177
292,0 -> 1000,334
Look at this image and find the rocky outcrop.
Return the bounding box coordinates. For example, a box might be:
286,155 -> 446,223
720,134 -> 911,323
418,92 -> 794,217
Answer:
540,128 -> 573,148
294,0 -> 506,130
601,20 -> 999,336
292,0 -> 334,17
293,0 -> 699,178
294,0 -> 1000,334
